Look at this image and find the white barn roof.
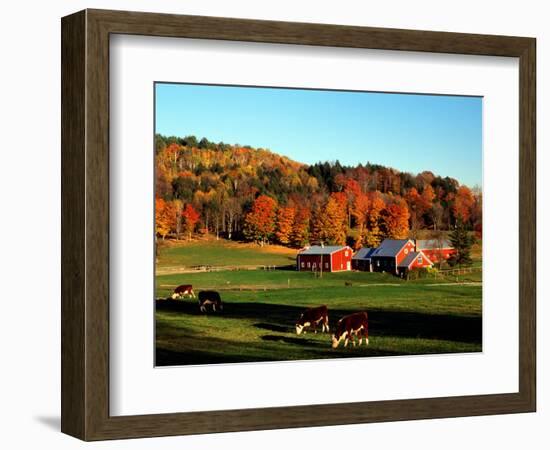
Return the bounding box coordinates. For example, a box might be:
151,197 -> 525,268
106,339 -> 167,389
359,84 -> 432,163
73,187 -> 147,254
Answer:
298,245 -> 349,255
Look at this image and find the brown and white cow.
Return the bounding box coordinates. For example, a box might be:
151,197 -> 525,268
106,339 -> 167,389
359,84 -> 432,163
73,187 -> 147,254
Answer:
296,305 -> 329,335
171,284 -> 195,299
331,312 -> 369,348
198,290 -> 223,313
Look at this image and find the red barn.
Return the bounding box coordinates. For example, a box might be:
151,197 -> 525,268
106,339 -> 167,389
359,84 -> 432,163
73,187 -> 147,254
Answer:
397,250 -> 434,276
369,239 -> 417,274
415,239 -> 456,263
366,239 -> 435,276
297,245 -> 353,272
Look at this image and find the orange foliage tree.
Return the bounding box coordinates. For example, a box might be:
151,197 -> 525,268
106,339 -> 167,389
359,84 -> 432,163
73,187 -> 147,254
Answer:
275,206 -> 296,245
404,187 -> 422,236
452,185 -> 475,223
155,198 -> 176,240
363,191 -> 385,247
382,195 -> 410,239
312,193 -> 347,245
291,206 -> 311,248
344,179 -> 362,228
421,184 -> 436,209
405,184 -> 436,236
351,192 -> 370,248
243,195 -> 278,246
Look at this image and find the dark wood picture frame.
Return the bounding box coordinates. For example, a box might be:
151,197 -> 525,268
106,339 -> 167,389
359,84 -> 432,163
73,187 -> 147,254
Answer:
61,9 -> 536,441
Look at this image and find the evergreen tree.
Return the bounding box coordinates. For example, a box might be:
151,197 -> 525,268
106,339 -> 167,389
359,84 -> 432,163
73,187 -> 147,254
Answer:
448,221 -> 473,266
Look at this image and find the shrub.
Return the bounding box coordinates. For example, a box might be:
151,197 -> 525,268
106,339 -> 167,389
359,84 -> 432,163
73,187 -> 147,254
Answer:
407,267 -> 437,280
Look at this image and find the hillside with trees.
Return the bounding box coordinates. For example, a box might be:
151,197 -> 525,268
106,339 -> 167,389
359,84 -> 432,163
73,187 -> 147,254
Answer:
155,134 -> 482,249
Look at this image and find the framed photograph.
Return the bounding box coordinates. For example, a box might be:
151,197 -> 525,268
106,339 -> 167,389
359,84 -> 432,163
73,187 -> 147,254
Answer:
61,9 -> 536,441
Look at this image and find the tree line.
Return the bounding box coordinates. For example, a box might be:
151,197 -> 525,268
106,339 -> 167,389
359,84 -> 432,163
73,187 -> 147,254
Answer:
155,134 -> 482,249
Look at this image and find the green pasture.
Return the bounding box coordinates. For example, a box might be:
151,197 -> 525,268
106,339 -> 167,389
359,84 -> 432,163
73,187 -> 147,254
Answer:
155,240 -> 482,366
157,239 -> 297,268
156,262 -> 481,293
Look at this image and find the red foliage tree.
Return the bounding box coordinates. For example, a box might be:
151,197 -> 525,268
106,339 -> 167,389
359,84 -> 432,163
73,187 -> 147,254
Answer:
181,203 -> 200,240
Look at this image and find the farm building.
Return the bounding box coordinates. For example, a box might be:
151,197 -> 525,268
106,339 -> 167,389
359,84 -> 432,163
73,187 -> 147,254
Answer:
351,247 -> 376,271
369,239 -> 415,274
297,245 -> 353,272
396,250 -> 434,277
363,239 -> 434,276
415,239 -> 456,262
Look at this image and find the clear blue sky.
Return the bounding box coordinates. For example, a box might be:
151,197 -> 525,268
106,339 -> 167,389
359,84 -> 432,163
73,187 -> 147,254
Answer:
155,83 -> 482,187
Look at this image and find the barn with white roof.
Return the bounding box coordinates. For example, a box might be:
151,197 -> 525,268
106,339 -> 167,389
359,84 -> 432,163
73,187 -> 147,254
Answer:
297,245 -> 353,272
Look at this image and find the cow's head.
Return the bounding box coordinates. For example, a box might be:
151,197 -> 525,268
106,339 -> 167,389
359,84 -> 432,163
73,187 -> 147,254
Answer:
331,331 -> 346,349
295,314 -> 304,335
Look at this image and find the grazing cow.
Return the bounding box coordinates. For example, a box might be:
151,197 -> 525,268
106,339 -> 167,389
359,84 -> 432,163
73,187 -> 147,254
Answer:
198,290 -> 223,313
296,305 -> 329,335
171,284 -> 195,299
331,312 -> 369,348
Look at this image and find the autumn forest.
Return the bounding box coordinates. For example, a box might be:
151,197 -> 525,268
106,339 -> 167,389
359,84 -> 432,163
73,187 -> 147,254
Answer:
155,134 -> 482,249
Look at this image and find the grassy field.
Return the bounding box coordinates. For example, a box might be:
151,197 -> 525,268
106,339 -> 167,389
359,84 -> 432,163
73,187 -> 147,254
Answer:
155,239 -> 482,366
157,239 -> 297,270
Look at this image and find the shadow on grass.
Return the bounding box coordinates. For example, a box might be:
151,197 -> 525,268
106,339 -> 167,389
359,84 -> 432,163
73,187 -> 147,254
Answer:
156,348 -> 279,366
261,334 -> 315,345
369,310 -> 481,344
254,322 -> 290,333
276,263 -> 300,271
156,343 -> 411,366
156,299 -> 481,344
156,299 -> 209,316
